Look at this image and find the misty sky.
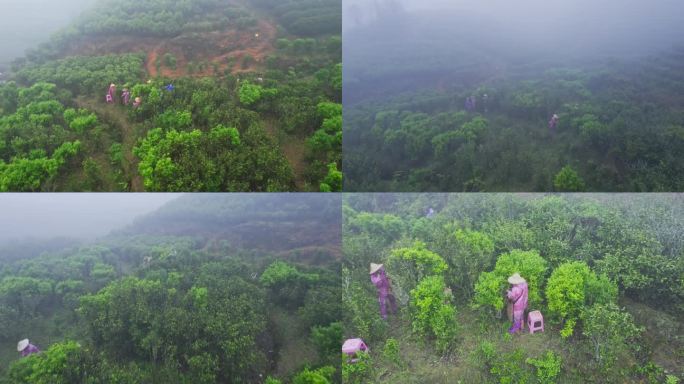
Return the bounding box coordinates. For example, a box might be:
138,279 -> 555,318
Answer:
344,0 -> 684,58
0,194 -> 180,243
0,0 -> 96,66
343,0 -> 684,103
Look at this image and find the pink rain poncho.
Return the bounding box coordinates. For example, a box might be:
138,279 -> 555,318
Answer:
122,89 -> 131,105
107,84 -> 116,101
507,282 -> 528,333
21,344 -> 40,357
548,114 -> 559,131
370,268 -> 397,319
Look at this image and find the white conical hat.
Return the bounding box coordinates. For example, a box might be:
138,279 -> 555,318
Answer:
508,273 -> 526,285
369,263 -> 383,274
17,339 -> 29,352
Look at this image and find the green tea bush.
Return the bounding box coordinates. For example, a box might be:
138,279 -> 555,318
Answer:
387,241 -> 448,292
472,249 -> 548,315
409,275 -> 457,354
382,338 -> 403,368
526,351 -> 562,384
342,351 -> 372,384
292,366 -> 335,384
546,261 -> 617,337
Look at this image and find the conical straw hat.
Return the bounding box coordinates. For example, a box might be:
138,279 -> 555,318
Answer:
508,273 -> 526,284
369,263 -> 383,274
17,339 -> 29,352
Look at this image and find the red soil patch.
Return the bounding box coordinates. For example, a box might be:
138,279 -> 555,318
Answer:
67,18 -> 277,79
145,18 -> 277,78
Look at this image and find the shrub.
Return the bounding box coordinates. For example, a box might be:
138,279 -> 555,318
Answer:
292,366 -> 335,384
7,341 -> 84,384
487,347 -> 533,384
387,241 -> 448,292
311,322 -> 343,360
409,275 -> 458,354
472,250 -> 548,315
581,303 -> 642,371
342,351 -> 372,384
554,165 -> 586,192
382,338 -> 402,368
526,351 -> 562,384
546,262 -> 617,337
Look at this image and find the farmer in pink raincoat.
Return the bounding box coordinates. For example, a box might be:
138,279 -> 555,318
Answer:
548,113 -> 559,131
121,88 -> 131,105
107,83 -> 116,103
370,263 -> 397,320
133,97 -> 142,108
506,273 -> 528,334
17,339 -> 40,357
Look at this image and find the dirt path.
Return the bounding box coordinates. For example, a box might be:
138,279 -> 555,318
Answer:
144,17 -> 277,78
76,96 -> 144,191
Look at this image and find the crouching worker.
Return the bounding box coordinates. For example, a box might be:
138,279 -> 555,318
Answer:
506,273 -> 528,334
17,339 -> 40,357
370,263 -> 397,320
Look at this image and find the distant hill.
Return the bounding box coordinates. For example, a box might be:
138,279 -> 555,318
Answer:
123,193 -> 342,261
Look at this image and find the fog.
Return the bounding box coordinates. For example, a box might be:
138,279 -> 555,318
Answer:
344,0 -> 684,101
0,0 -> 96,67
0,193 -> 180,244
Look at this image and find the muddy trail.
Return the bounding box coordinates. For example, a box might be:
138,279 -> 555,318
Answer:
75,96 -> 144,191
66,17 -> 277,79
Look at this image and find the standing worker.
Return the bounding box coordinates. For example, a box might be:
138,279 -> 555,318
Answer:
548,114 -> 559,132
17,339 -> 40,357
370,263 -> 397,320
121,88 -> 131,105
506,273 -> 528,334
107,83 -> 117,103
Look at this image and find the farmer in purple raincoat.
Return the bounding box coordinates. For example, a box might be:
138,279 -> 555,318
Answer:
370,263 -> 397,320
548,114 -> 559,131
121,88 -> 131,105
17,339 -> 40,357
506,273 -> 528,334
107,83 -> 116,103
465,97 -> 473,112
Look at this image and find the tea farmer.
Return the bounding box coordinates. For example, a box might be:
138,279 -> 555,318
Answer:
465,96 -> 473,112
370,263 -> 397,320
548,114 -> 559,131
506,273 -> 528,334
121,88 -> 131,105
108,83 -> 116,99
133,97 -> 142,108
17,339 -> 40,357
